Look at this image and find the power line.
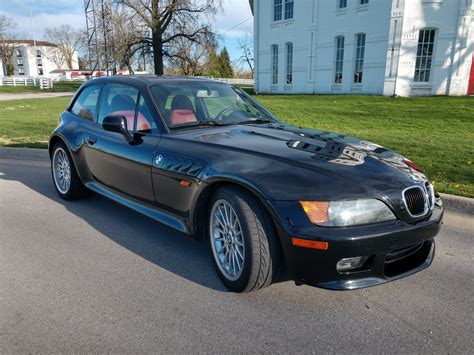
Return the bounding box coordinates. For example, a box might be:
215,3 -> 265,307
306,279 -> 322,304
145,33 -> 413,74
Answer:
222,16 -> 252,35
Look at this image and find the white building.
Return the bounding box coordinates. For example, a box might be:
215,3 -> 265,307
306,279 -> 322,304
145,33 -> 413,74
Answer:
251,0 -> 474,96
1,40 -> 79,77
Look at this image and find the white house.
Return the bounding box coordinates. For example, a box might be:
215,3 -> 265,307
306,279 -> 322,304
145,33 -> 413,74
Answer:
251,0 -> 474,96
1,40 -> 79,77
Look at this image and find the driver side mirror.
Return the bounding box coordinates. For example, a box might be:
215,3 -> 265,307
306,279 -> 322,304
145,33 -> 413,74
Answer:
102,115 -> 133,143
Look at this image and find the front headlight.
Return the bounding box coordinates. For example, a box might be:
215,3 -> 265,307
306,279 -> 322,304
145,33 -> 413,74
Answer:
300,199 -> 396,227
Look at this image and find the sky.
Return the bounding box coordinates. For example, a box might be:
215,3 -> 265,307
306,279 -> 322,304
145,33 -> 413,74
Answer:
0,0 -> 253,64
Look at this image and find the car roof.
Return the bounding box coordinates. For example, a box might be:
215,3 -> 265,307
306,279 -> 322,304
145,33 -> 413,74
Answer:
88,75 -> 227,89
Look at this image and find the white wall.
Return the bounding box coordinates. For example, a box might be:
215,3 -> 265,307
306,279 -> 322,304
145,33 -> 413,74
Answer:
254,0 -> 474,96
390,0 -> 474,96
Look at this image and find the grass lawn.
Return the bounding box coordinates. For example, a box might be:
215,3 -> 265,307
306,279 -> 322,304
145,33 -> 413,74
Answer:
0,95 -> 472,197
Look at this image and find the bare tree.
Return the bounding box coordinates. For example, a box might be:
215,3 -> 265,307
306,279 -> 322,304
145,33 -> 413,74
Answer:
44,25 -> 80,69
168,35 -> 214,75
109,8 -> 147,73
238,33 -> 254,77
0,15 -> 18,75
123,0 -> 221,75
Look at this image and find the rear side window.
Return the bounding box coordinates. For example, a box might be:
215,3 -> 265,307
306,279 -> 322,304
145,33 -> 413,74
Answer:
71,85 -> 101,120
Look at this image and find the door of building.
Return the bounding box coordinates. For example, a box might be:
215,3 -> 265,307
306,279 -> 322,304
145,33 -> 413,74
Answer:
468,53 -> 474,95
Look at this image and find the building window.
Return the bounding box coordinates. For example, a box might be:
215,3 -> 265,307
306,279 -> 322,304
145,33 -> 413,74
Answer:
18,67 -> 24,75
38,68 -> 44,75
284,0 -> 294,19
286,42 -> 293,84
414,29 -> 436,82
37,58 -> 43,66
36,49 -> 42,58
16,49 -> 22,57
354,33 -> 366,83
360,0 -> 369,4
334,36 -> 345,84
17,58 -> 23,66
338,0 -> 347,8
274,0 -> 282,21
271,44 -> 279,85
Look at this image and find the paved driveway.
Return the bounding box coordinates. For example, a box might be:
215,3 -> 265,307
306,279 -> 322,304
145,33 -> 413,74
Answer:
0,92 -> 73,101
0,159 -> 472,353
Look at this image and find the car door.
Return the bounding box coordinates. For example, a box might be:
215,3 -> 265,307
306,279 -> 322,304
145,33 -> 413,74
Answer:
82,83 -> 160,204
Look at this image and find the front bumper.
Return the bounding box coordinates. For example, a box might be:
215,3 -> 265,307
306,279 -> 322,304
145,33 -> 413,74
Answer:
270,202 -> 443,290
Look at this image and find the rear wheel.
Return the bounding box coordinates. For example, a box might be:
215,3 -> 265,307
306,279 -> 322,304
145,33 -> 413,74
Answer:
51,142 -> 88,200
209,186 -> 279,292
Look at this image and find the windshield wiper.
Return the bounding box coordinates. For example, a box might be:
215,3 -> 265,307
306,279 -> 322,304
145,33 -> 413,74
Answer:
170,120 -> 228,130
233,118 -> 274,125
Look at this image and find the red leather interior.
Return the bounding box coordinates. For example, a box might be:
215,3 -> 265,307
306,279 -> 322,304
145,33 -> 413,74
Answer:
110,110 -> 151,131
171,109 -> 197,125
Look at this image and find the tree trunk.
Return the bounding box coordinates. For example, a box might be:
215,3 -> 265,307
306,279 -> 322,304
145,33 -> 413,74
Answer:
152,28 -> 164,75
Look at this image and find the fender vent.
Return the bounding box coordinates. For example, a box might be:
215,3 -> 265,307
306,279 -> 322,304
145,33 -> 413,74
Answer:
155,155 -> 205,177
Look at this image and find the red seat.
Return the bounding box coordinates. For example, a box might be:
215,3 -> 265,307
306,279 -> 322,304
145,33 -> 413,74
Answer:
171,109 -> 197,125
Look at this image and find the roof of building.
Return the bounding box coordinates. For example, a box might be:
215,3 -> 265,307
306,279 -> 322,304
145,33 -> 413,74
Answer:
2,40 -> 56,47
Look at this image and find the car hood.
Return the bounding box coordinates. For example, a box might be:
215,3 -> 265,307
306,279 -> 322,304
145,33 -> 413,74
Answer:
170,123 -> 427,200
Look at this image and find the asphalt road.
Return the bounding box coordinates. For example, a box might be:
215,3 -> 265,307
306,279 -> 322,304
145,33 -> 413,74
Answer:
1,159 -> 473,353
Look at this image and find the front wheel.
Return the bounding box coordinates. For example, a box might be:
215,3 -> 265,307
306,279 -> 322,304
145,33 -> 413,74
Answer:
51,142 -> 88,200
209,186 -> 279,292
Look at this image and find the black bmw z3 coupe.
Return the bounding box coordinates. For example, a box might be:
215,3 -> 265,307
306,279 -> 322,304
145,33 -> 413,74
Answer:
49,75 -> 443,292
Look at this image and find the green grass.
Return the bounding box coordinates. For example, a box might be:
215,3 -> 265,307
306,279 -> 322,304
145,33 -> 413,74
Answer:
0,80 -> 82,93
0,95 -> 472,197
0,97 -> 71,149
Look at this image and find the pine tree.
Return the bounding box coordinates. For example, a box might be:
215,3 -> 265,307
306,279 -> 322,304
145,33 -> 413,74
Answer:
205,44 -> 221,77
218,47 -> 233,78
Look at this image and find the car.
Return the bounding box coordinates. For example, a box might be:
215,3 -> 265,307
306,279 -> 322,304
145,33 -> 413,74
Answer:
49,75 -> 443,292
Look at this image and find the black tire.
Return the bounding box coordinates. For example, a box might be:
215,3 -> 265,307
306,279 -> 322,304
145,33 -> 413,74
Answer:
51,141 -> 88,200
208,186 -> 280,292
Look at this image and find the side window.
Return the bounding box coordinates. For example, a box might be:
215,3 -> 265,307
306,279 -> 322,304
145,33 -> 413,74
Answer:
98,84 -> 139,131
136,95 -> 157,132
71,85 -> 101,121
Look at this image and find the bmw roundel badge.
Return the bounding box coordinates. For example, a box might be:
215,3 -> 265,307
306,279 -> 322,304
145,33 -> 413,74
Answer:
155,154 -> 164,166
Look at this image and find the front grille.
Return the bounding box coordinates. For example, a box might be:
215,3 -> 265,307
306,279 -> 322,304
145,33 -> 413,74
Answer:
403,186 -> 428,217
384,240 -> 433,277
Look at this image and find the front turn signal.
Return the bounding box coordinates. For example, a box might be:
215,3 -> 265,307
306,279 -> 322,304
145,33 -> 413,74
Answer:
292,238 -> 329,250
299,201 -> 329,225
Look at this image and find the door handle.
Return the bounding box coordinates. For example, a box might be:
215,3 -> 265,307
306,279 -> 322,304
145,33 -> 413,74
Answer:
85,136 -> 97,145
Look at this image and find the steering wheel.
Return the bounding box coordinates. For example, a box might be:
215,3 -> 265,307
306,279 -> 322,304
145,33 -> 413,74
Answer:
215,107 -> 240,120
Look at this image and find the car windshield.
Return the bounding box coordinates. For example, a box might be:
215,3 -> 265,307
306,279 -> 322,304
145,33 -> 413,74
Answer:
149,81 -> 278,130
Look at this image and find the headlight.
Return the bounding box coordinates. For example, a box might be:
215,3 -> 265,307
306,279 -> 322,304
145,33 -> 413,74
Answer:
300,199 -> 396,227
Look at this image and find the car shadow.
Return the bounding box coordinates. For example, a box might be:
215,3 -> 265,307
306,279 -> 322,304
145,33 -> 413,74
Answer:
0,160 -> 228,292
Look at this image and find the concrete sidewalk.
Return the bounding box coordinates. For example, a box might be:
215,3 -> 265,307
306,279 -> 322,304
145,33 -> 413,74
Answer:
0,92 -> 73,101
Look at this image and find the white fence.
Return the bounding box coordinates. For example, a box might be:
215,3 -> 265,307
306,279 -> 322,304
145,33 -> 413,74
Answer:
200,77 -> 254,86
0,76 -> 55,89
0,75 -> 254,88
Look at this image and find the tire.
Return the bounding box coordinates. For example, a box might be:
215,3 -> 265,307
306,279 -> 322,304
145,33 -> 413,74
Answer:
51,141 -> 88,200
208,186 -> 280,292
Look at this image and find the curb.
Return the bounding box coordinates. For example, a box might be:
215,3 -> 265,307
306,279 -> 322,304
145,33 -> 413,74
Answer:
0,147 -> 473,216
0,147 -> 49,161
439,193 -> 474,216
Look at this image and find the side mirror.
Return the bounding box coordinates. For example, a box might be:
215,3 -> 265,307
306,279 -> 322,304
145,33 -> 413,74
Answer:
102,115 -> 133,143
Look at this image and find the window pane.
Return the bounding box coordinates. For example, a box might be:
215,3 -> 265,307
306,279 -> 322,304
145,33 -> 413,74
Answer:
334,36 -> 345,83
71,85 -> 101,121
274,0 -> 282,21
285,0 -> 294,19
272,44 -> 279,84
354,33 -> 366,83
286,42 -> 293,84
136,95 -> 157,132
98,84 -> 139,131
414,29 -> 436,82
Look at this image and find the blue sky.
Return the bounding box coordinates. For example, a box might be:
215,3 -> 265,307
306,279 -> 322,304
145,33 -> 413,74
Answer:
0,0 -> 253,64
